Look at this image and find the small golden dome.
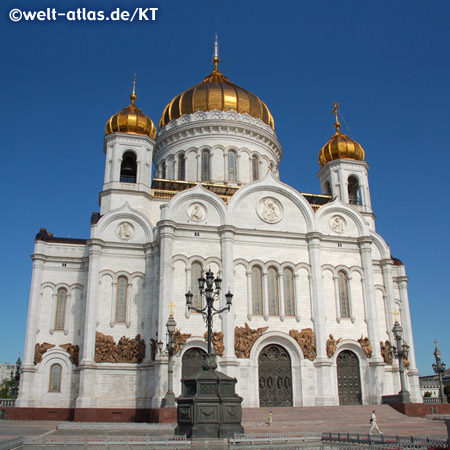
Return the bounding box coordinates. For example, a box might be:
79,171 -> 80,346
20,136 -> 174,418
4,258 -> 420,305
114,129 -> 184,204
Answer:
106,81 -> 156,139
318,107 -> 365,167
159,56 -> 274,130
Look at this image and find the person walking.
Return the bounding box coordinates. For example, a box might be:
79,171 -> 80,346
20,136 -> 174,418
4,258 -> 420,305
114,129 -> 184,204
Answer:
267,411 -> 273,426
369,410 -> 383,435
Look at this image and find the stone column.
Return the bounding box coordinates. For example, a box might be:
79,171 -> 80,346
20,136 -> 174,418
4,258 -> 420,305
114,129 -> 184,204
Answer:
76,239 -> 103,408
219,226 -> 238,373
246,270 -> 252,321
358,237 -> 384,404
279,272 -> 285,321
16,254 -> 45,407
381,259 -> 396,335
307,232 -> 333,405
262,270 -> 269,320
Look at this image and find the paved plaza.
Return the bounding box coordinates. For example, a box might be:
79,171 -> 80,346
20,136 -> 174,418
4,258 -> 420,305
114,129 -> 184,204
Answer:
0,405 -> 448,444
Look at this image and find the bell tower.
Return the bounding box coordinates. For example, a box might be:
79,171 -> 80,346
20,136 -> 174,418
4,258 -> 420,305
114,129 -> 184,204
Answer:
100,76 -> 156,215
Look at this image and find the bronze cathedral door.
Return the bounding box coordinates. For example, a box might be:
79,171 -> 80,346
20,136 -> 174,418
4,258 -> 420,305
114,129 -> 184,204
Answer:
258,344 -> 293,407
337,350 -> 362,405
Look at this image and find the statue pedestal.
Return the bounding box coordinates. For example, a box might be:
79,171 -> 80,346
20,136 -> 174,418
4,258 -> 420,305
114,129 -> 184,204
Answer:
175,354 -> 244,439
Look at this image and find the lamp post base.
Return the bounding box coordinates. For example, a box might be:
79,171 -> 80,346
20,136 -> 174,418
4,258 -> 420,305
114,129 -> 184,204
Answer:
398,390 -> 411,404
162,392 -> 176,408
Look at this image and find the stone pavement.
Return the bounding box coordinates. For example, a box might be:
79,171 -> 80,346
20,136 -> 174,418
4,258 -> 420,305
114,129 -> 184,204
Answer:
0,405 -> 447,442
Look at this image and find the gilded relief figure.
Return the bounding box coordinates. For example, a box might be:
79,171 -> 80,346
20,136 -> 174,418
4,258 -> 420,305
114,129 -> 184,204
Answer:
94,332 -> 145,363
60,343 -> 80,365
380,340 -> 393,364
289,328 -> 317,361
358,336 -> 372,358
326,334 -> 342,358
173,329 -> 191,354
34,342 -> 55,365
204,331 -> 224,356
234,323 -> 268,358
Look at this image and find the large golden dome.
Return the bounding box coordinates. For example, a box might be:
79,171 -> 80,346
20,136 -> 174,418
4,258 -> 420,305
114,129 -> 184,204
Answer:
318,112 -> 365,167
106,86 -> 156,139
159,56 -> 275,130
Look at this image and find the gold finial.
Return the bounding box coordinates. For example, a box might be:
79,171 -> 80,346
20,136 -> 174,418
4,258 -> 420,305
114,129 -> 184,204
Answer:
393,309 -> 400,323
213,32 -> 220,71
332,102 -> 341,132
435,340 -> 438,345
168,301 -> 175,316
130,73 -> 137,104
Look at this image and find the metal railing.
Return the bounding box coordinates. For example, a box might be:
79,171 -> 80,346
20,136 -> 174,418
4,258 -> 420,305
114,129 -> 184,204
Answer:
230,431 -> 322,445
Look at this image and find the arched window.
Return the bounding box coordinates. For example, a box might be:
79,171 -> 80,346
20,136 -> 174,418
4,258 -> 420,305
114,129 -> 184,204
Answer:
115,276 -> 128,323
191,262 -> 203,310
120,152 -> 137,183
325,181 -> 332,196
283,268 -> 295,317
348,176 -> 360,205
178,154 -> 186,181
228,151 -> 236,182
252,155 -> 259,181
252,266 -> 263,315
161,162 -> 166,179
268,267 -> 279,316
201,151 -> 210,181
49,364 -> 62,392
54,288 -> 67,330
338,271 -> 350,318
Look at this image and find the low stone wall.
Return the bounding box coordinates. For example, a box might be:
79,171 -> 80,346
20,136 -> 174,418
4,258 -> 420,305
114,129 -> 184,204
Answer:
0,407 -> 177,423
388,402 -> 450,417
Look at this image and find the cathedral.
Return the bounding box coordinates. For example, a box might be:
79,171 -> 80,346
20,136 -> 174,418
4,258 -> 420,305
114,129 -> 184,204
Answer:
16,45 -> 422,419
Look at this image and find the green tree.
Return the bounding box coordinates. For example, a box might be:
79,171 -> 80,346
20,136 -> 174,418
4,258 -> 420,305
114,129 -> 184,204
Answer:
0,379 -> 17,399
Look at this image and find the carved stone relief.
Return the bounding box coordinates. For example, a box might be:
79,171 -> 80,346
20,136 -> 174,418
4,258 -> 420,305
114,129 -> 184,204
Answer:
380,340 -> 393,365
60,343 -> 80,366
234,323 -> 268,358
204,331 -> 224,356
257,197 -> 283,224
330,215 -> 347,233
358,336 -> 372,358
188,202 -> 207,222
94,332 -> 145,363
289,328 -> 317,361
34,342 -> 55,365
326,334 -> 342,358
116,222 -> 135,240
173,329 -> 192,355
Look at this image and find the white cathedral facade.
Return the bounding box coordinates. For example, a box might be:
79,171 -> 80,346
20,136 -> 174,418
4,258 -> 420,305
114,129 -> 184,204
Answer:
17,52 -> 421,419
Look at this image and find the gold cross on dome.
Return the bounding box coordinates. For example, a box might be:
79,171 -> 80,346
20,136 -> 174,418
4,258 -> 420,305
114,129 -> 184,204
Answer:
434,340 -> 438,345
332,102 -> 340,122
393,309 -> 400,323
168,301 -> 175,316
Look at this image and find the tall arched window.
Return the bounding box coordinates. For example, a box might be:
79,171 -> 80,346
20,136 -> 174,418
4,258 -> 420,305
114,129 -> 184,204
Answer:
252,155 -> 259,181
178,154 -> 186,180
228,151 -> 237,182
348,176 -> 360,205
54,288 -> 67,330
201,151 -> 210,181
252,266 -> 263,315
49,364 -> 62,392
161,162 -> 167,179
338,271 -> 350,318
268,267 -> 279,316
191,262 -> 203,310
120,151 -> 137,183
115,276 -> 128,323
325,181 -> 332,196
283,268 -> 295,317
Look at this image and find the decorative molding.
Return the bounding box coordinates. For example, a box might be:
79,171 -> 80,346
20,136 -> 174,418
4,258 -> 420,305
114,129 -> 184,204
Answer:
234,323 -> 268,358
204,331 -> 224,356
60,343 -> 80,366
116,222 -> 135,240
326,334 -> 342,358
289,328 -> 316,361
188,202 -> 207,222
257,197 -> 283,224
358,335 -> 373,358
329,215 -> 347,233
34,342 -> 55,365
94,332 -> 145,363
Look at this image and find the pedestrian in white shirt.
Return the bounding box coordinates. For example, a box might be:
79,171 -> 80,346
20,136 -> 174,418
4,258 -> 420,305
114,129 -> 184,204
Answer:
369,410 -> 383,435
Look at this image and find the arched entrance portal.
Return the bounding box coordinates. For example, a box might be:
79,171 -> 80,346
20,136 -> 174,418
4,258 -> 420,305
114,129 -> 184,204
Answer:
337,350 -> 362,405
258,344 -> 293,407
182,347 -> 206,379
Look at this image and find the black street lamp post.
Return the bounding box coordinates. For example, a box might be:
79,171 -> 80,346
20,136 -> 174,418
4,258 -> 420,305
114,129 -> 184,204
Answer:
158,304 -> 184,408
185,269 -> 233,357
390,316 -> 411,403
432,340 -> 447,403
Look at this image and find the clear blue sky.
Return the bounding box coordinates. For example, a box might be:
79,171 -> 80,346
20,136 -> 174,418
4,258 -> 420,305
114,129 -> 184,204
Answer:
0,0 -> 449,376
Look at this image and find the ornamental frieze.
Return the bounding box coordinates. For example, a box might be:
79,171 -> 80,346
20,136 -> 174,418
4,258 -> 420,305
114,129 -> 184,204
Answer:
234,323 -> 268,358
204,331 -> 224,356
289,328 -> 316,361
326,334 -> 342,358
94,332 -> 145,363
380,340 -> 393,364
60,343 -> 79,366
358,336 -> 372,358
34,342 -> 55,365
